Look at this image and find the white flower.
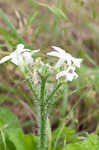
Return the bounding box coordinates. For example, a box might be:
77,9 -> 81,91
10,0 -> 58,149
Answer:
71,57 -> 82,68
0,44 -> 40,66
47,46 -> 72,68
47,46 -> 82,68
56,66 -> 78,81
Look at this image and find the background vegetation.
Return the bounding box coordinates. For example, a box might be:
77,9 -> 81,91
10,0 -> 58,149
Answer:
0,0 -> 99,149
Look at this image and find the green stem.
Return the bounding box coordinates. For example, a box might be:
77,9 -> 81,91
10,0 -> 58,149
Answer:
46,83 -> 62,105
21,68 -> 39,100
39,77 -> 47,150
40,109 -> 47,150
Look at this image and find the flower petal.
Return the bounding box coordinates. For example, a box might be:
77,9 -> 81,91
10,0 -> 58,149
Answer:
31,49 -> 40,54
73,72 -> 78,79
11,55 -> 19,65
66,71 -> 78,81
56,71 -> 67,79
0,55 -> 11,64
47,51 -> 62,58
55,58 -> 65,68
66,73 -> 74,81
17,44 -> 24,50
72,57 -> 82,68
22,52 -> 33,64
50,46 -> 73,66
11,51 -> 34,66
15,44 -> 25,53
52,46 -> 66,56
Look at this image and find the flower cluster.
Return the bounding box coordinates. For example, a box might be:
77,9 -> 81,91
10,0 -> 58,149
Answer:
0,44 -> 40,66
32,57 -> 52,84
0,44 -> 82,82
47,46 -> 82,81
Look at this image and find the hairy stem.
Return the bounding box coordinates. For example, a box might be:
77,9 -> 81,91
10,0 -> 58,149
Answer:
39,77 -> 47,150
40,108 -> 47,150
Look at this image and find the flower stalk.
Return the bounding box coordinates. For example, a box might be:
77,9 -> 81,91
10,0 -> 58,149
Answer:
39,74 -> 48,150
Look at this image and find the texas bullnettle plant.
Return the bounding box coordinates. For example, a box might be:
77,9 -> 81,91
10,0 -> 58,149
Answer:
0,44 -> 82,150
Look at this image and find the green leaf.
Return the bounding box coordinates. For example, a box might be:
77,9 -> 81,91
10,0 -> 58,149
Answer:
0,108 -> 22,150
0,27 -> 16,45
7,129 -> 38,150
82,134 -> 99,150
0,134 -> 16,150
0,10 -> 22,41
92,0 -> 97,19
32,2 -> 67,19
0,44 -> 9,48
34,24 -> 42,37
65,144 -> 85,150
26,11 -> 39,30
0,108 -> 38,150
0,94 -> 19,104
85,54 -> 96,66
0,82 -> 33,106
0,107 -> 21,129
61,84 -> 68,118
0,9 -> 29,47
65,134 -> 99,150
53,126 -> 79,149
47,5 -> 67,19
